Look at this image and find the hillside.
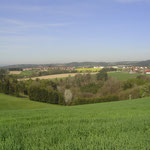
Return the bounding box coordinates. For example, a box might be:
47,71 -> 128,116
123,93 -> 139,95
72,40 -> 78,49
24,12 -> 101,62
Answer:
0,94 -> 56,111
0,94 -> 150,149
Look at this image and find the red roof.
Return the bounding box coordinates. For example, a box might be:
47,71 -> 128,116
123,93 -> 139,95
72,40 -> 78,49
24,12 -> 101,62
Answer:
145,70 -> 150,72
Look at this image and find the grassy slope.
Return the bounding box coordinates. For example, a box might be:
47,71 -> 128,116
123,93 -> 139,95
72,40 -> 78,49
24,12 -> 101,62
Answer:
0,94 -> 150,149
0,94 -> 56,111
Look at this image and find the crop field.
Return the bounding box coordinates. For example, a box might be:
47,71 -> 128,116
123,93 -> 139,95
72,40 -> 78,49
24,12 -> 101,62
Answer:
21,72 -> 97,80
21,73 -> 78,80
0,94 -> 150,149
108,72 -> 140,80
19,70 -> 39,77
76,68 -> 102,72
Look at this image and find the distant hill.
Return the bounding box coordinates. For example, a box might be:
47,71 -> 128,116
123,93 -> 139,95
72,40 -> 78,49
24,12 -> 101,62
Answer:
134,60 -> 150,66
0,64 -> 40,69
1,60 -> 150,69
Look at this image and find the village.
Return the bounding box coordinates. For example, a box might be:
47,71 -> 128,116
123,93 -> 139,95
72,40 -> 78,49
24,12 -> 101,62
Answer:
21,65 -> 150,75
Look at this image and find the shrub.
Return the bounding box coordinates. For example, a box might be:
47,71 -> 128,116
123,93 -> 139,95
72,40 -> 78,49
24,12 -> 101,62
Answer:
74,95 -> 119,105
140,84 -> 150,98
119,87 -> 140,100
80,83 -> 99,94
96,69 -> 108,81
122,80 -> 134,90
99,78 -> 121,96
28,85 -> 64,105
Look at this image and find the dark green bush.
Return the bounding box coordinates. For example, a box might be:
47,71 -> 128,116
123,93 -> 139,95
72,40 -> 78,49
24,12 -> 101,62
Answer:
96,69 -> 108,81
28,85 -> 64,105
74,95 -> 119,105
119,87 -> 140,100
122,80 -> 134,90
80,83 -> 99,94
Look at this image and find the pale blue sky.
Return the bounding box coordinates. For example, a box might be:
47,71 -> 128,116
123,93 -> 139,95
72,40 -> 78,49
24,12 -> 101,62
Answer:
0,0 -> 150,64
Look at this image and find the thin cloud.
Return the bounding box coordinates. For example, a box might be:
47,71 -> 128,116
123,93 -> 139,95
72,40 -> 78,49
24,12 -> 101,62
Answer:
0,18 -> 69,35
0,18 -> 24,26
0,18 -> 67,28
0,3 -> 91,17
0,5 -> 43,11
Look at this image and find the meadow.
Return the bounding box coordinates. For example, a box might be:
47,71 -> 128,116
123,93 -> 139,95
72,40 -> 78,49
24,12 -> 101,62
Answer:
27,71 -> 143,81
108,72 -> 140,80
0,94 -> 150,150
0,94 -> 54,111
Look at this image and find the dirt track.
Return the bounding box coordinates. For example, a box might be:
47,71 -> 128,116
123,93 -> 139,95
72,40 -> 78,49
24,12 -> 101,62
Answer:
9,71 -> 21,75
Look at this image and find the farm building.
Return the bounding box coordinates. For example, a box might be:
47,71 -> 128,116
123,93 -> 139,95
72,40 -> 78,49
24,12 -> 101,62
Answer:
145,70 -> 150,74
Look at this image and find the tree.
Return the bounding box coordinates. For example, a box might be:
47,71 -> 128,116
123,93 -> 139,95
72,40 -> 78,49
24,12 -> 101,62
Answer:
122,80 -> 134,90
0,69 -> 8,80
96,69 -> 108,81
3,78 -> 10,94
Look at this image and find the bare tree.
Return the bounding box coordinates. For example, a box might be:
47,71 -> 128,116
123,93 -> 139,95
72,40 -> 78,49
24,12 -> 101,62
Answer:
64,89 -> 73,105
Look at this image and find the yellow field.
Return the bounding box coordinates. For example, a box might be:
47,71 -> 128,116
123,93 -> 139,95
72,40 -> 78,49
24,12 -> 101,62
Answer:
76,68 -> 102,72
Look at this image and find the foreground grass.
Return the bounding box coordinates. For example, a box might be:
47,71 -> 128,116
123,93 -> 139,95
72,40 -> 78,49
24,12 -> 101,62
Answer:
0,94 -> 55,110
0,94 -> 150,149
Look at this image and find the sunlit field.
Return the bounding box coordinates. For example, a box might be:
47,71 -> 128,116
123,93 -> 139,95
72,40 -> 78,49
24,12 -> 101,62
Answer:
108,72 -> 140,80
76,68 -> 102,72
0,94 -> 150,150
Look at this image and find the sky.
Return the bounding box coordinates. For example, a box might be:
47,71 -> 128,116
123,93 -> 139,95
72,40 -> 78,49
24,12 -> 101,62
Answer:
0,0 -> 150,65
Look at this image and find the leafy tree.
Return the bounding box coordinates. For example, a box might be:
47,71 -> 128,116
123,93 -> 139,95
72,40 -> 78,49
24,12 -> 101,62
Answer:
122,80 -> 134,90
0,69 -> 8,80
96,69 -> 108,81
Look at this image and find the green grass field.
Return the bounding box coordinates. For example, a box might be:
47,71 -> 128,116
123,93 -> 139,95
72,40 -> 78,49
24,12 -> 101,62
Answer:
0,94 -> 150,149
108,72 -> 140,80
0,94 -> 55,111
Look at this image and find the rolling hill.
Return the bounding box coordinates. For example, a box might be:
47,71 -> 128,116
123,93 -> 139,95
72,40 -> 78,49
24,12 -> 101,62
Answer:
0,94 -> 150,149
0,94 -> 55,111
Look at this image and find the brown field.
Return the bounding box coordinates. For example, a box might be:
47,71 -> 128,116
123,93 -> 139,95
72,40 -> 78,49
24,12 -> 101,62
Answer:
21,73 -> 97,81
9,71 -> 22,75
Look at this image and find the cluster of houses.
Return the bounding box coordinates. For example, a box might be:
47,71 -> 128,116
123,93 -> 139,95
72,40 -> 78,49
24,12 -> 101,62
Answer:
22,65 -> 150,74
93,65 -> 150,74
130,66 -> 150,74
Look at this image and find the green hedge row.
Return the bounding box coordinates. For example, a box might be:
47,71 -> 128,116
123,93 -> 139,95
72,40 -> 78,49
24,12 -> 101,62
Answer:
75,95 -> 119,105
29,86 -> 64,105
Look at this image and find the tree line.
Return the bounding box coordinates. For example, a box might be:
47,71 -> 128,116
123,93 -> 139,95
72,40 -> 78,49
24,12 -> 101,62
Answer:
1,68 -> 150,105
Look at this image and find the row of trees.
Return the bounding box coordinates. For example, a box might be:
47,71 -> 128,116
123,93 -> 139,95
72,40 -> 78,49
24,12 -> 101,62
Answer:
0,69 -> 65,104
74,95 -> 119,105
0,70 -> 20,96
1,68 -> 150,105
0,77 -> 20,96
56,69 -> 150,105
